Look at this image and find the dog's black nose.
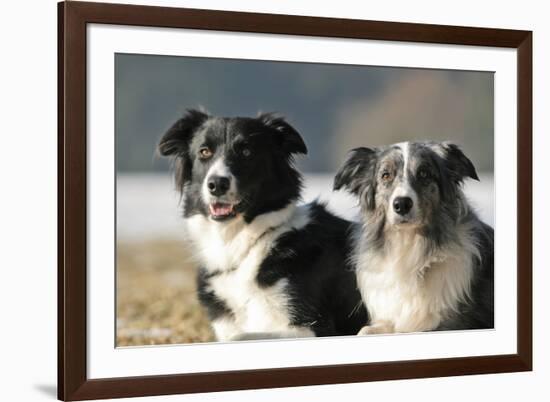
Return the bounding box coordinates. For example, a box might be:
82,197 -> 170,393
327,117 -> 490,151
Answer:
393,196 -> 413,215
207,176 -> 230,196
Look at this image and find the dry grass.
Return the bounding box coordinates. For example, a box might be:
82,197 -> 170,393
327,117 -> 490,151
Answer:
116,239 -> 215,346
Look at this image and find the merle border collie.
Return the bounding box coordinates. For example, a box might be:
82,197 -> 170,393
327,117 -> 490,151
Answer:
158,109 -> 366,341
334,141 -> 494,334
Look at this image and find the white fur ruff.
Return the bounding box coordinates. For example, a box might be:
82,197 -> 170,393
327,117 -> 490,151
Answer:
186,203 -> 313,341
355,222 -> 480,334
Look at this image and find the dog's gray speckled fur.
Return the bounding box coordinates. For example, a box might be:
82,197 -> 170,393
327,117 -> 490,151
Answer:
334,141 -> 494,334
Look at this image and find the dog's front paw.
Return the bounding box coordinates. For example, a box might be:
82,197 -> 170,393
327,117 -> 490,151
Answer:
357,322 -> 394,336
357,325 -> 375,336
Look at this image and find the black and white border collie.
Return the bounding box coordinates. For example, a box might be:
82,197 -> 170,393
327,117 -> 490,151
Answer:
334,141 -> 494,334
158,110 -> 366,341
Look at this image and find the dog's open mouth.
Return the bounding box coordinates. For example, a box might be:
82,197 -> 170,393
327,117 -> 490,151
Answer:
209,202 -> 237,221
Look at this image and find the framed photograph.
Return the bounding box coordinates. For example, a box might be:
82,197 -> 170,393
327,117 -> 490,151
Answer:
58,1 -> 532,400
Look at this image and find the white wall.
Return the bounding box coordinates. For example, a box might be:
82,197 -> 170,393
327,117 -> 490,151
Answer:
0,0 -> 546,401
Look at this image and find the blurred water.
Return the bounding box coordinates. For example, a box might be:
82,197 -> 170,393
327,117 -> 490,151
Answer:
117,173 -> 494,241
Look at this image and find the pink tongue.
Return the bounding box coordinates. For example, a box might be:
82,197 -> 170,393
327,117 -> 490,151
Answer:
210,203 -> 233,216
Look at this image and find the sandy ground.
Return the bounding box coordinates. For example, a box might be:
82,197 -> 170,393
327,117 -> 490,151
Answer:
116,240 -> 215,346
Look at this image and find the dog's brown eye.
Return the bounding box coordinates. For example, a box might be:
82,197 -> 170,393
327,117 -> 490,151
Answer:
199,147 -> 213,159
242,148 -> 251,157
381,171 -> 391,181
418,169 -> 429,179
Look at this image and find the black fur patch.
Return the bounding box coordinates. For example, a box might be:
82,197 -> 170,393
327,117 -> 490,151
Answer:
196,267 -> 233,321
257,203 -> 367,336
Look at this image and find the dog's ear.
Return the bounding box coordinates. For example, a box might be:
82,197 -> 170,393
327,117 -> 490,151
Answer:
438,142 -> 479,183
334,147 -> 377,209
258,113 -> 308,155
158,109 -> 208,157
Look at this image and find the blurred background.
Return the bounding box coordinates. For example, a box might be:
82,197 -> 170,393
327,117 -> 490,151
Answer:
115,53 -> 494,346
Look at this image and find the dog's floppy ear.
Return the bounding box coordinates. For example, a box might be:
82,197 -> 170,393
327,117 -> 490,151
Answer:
334,147 -> 377,209
158,109 -> 208,157
258,113 -> 308,155
438,142 -> 479,183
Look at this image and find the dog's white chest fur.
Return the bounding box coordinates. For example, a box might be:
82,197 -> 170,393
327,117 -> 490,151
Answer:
186,204 -> 311,340
209,270 -> 291,336
356,228 -> 476,333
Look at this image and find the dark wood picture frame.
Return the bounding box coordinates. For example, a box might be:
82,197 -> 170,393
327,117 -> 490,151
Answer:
58,1 -> 532,400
